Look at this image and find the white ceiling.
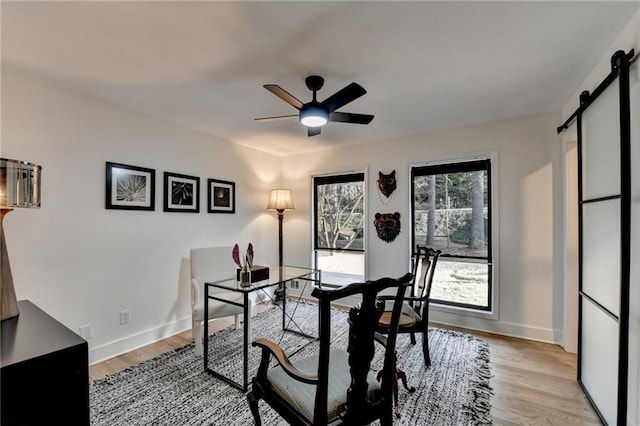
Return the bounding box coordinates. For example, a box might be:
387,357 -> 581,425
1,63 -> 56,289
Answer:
2,1 -> 639,156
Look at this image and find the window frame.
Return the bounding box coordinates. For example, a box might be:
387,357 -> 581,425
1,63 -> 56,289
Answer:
409,157 -> 497,317
312,171 -> 366,287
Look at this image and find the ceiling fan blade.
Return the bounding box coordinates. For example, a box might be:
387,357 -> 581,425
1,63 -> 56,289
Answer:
254,114 -> 299,121
263,85 -> 304,110
308,127 -> 321,137
329,112 -> 374,125
321,82 -> 367,112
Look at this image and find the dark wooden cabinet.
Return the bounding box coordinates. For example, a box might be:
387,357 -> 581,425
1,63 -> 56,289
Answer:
1,300 -> 89,425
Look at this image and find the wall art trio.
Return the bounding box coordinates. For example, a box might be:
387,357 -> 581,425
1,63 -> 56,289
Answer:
105,161 -> 235,214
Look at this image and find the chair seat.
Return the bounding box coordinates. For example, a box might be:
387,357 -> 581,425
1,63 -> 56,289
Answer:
267,348 -> 381,423
193,291 -> 244,321
383,301 -> 420,323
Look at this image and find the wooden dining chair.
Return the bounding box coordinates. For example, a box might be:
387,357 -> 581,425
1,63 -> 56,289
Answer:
378,245 -> 441,367
246,273 -> 413,426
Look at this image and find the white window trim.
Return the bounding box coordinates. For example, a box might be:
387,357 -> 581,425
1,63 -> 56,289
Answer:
407,151 -> 500,321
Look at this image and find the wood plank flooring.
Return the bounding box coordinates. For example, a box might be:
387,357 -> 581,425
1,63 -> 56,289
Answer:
89,310 -> 601,425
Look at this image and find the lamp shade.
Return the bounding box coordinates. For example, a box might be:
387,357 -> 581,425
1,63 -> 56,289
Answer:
0,158 -> 42,209
267,189 -> 294,211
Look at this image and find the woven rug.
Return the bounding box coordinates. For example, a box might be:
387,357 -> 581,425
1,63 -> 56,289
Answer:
91,303 -> 492,425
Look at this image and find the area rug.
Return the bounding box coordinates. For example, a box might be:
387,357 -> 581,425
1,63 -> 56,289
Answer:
90,303 -> 492,425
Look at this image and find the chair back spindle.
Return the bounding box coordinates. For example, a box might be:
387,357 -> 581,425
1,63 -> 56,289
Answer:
410,246 -> 441,315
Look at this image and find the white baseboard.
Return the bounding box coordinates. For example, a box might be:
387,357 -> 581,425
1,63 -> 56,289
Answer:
89,316 -> 192,365
430,311 -> 559,344
89,293 -> 276,365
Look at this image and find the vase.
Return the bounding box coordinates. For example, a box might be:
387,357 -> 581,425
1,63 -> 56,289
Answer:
240,268 -> 251,287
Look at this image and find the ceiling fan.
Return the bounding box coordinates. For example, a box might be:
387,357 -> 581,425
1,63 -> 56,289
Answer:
255,75 -> 374,137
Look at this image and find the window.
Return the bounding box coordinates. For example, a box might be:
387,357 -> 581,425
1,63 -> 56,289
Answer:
411,159 -> 492,311
313,172 -> 365,287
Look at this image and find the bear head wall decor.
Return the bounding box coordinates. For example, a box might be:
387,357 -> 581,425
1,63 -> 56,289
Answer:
374,212 -> 401,243
377,170 -> 396,198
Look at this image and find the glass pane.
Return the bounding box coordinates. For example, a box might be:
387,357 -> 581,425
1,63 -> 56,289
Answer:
413,170 -> 488,258
582,78 -> 620,200
316,250 -> 364,286
315,180 -> 364,250
431,259 -> 489,308
582,199 -> 620,315
581,297 -> 619,425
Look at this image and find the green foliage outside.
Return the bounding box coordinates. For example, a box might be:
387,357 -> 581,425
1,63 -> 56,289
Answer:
414,208 -> 488,246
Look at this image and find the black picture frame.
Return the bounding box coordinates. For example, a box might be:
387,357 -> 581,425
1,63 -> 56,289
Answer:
105,161 -> 155,211
163,172 -> 200,213
208,178 -> 235,213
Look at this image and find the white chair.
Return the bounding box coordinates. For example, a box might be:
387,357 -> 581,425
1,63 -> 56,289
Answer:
190,247 -> 244,356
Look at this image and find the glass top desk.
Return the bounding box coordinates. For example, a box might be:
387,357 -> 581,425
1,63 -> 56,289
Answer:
204,266 -> 321,391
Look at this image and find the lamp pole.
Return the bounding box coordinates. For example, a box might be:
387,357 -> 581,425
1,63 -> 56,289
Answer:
277,209 -> 284,269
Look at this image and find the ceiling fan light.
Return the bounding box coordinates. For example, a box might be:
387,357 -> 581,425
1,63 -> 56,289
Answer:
300,104 -> 328,127
300,115 -> 328,127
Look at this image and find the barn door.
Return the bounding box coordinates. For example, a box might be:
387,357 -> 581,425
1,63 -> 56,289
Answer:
558,49 -> 633,426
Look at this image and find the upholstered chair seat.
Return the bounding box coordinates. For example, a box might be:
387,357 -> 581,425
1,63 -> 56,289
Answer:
267,348 -> 381,423
191,291 -> 244,320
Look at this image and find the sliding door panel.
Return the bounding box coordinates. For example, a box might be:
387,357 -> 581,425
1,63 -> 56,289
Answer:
582,199 -> 620,315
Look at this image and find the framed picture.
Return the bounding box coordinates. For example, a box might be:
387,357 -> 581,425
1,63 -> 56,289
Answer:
105,162 -> 155,211
208,178 -> 235,213
164,172 -> 200,213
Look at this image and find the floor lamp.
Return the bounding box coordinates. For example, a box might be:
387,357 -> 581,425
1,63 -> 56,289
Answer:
267,189 -> 294,302
1,158 -> 42,321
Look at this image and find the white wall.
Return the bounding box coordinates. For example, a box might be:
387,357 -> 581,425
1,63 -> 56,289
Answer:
281,112 -> 565,343
560,10 -> 640,426
1,68 -> 282,364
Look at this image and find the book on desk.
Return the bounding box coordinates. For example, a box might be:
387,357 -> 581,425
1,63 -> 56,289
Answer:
236,265 -> 269,283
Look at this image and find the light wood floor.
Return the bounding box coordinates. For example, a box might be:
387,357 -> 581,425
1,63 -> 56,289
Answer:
89,310 -> 601,425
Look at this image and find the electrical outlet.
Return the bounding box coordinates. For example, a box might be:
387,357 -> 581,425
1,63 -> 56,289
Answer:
120,309 -> 131,325
79,324 -> 92,339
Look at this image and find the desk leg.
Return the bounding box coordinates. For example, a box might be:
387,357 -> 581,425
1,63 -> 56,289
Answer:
243,292 -> 250,392
247,305 -> 253,347
204,287 -> 209,370
281,283 -> 286,330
